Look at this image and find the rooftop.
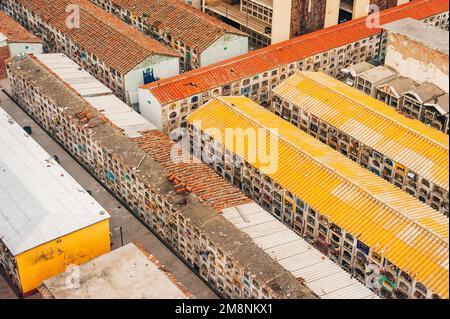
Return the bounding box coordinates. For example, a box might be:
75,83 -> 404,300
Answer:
33,53 -> 157,138
410,82 -> 446,104
7,54 -> 316,299
107,0 -> 247,52
187,96 -> 449,298
377,76 -> 418,97
0,107 -> 110,256
0,11 -> 43,44
143,0 -> 449,105
359,65 -> 398,83
41,243 -> 192,299
222,204 -> 379,299
341,61 -> 375,77
383,17 -> 449,55
273,71 -> 449,191
12,0 -> 178,74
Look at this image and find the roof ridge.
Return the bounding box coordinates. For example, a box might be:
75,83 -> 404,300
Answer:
216,97 -> 449,247
299,72 -> 450,152
74,0 -> 174,55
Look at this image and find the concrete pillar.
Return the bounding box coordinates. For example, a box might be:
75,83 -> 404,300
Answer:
353,0 -> 371,19
272,0 -> 293,44
324,0 -> 340,28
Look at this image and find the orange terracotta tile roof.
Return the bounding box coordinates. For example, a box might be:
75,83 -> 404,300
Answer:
143,0 -> 449,105
132,130 -> 252,213
105,0 -> 247,52
13,0 -> 179,74
0,11 -> 43,44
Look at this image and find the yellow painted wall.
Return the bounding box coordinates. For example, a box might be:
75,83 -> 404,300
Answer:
15,219 -> 110,294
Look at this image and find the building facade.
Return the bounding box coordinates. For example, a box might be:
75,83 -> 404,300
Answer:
0,107 -> 111,296
272,71 -> 449,216
1,0 -> 180,110
139,0 -> 449,135
186,96 -> 449,299
90,0 -> 249,72
203,0 -> 414,48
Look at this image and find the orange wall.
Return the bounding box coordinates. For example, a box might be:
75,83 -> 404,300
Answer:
15,220 -> 110,294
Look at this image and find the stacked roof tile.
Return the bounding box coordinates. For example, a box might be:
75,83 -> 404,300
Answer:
143,0 -> 449,105
102,0 -> 247,52
0,11 -> 43,44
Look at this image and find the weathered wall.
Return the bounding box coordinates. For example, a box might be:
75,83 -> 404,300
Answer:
16,220 -> 110,294
291,0 -> 328,37
385,32 -> 449,93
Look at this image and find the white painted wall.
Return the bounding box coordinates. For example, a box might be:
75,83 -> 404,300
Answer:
324,0 -> 340,28
184,0 -> 202,9
8,42 -> 43,57
200,34 -> 249,67
271,0 -> 292,44
125,55 -> 179,109
138,88 -> 164,131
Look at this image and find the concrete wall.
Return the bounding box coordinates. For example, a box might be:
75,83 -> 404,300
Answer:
385,32 -> 449,93
272,0 -> 293,44
15,219 -> 110,294
8,42 -> 43,57
139,88 -> 164,131
200,33 -> 249,67
125,55 -> 179,109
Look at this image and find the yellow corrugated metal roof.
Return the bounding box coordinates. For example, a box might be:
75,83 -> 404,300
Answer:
187,96 -> 449,298
272,72 -> 449,191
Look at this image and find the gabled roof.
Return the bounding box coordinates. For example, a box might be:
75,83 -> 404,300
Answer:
0,11 -> 43,44
273,71 -> 449,190
13,0 -> 178,74
187,96 -> 449,298
143,0 -> 449,105
106,0 -> 247,52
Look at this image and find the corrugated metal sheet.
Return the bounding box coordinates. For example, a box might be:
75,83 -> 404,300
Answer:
187,96 -> 449,298
0,108 -> 110,256
34,53 -> 156,138
273,71 -> 449,191
144,0 -> 449,105
222,203 -> 380,299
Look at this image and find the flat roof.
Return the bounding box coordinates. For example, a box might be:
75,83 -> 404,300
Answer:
222,204 -> 379,299
273,71 -> 449,191
143,0 -> 448,105
187,96 -> 449,298
383,17 -> 449,55
34,54 -> 157,138
0,108 -> 110,256
41,243 -> 192,299
107,0 -> 247,52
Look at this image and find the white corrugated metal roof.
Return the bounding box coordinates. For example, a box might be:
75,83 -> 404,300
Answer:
222,203 -> 380,299
34,53 -> 156,138
0,108 -> 110,256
